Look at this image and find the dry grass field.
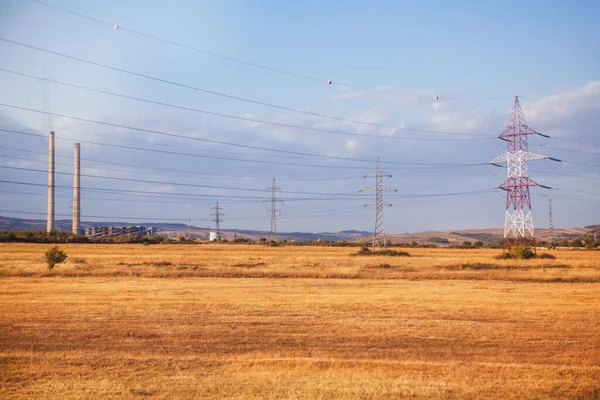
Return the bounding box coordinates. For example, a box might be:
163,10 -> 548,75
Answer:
1,243 -> 599,399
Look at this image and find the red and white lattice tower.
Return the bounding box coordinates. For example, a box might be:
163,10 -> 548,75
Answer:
489,96 -> 549,250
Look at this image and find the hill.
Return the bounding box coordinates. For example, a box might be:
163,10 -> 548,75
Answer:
0,216 -> 595,244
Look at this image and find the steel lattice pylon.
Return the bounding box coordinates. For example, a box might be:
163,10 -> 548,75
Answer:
548,198 -> 554,240
489,96 -> 549,250
265,179 -> 283,242
210,200 -> 224,240
360,157 -> 397,252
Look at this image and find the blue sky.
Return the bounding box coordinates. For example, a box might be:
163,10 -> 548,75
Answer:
0,0 -> 598,233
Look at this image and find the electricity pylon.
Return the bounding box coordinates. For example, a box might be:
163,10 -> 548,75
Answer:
265,179 -> 283,242
210,200 -> 223,240
360,157 -> 397,252
489,96 -> 558,251
548,199 -> 554,240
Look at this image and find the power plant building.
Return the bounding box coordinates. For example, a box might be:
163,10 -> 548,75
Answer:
85,226 -> 157,237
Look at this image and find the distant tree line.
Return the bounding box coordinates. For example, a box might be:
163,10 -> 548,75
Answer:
0,230 -> 597,249
0,230 -> 187,244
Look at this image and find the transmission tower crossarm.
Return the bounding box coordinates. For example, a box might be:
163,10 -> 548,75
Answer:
489,150 -> 548,164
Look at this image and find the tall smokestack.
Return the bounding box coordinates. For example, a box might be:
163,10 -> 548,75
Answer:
47,131 -> 55,233
72,143 -> 81,235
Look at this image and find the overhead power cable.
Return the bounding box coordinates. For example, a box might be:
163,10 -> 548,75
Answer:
530,168 -> 600,182
0,191 -> 369,221
535,132 -> 600,149
0,113 -> 328,161
0,165 -> 360,196
530,144 -> 600,156
0,68 -> 491,143
0,164 -> 508,199
0,37 -> 494,138
0,126 -> 489,169
0,207 -> 368,223
29,0 -> 513,101
522,97 -> 600,116
0,148 -> 360,182
0,178 -> 497,202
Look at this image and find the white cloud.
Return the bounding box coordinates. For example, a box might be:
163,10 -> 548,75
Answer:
523,81 -> 600,123
345,140 -> 357,150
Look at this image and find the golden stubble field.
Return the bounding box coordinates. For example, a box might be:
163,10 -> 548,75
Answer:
1,244 -> 599,399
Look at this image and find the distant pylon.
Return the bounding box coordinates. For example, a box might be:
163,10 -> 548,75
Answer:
265,179 -> 283,242
210,201 -> 224,240
360,157 -> 397,252
548,199 -> 554,240
47,131 -> 55,233
489,96 -> 558,251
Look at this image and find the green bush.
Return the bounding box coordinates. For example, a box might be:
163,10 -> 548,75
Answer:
352,247 -> 411,257
44,246 -> 67,269
537,253 -> 556,259
509,245 -> 535,260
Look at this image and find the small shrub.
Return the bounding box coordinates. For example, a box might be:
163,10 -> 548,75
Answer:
462,263 -> 503,270
352,247 -> 410,257
537,253 -> 556,260
129,388 -> 153,397
496,249 -> 556,260
509,245 -> 536,259
148,261 -> 173,267
44,246 -> 67,269
541,264 -> 571,269
233,262 -> 267,268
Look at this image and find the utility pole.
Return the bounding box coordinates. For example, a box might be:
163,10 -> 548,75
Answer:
359,157 -> 397,252
489,96 -> 559,251
188,217 -> 191,240
211,201 -> 223,240
265,179 -> 283,242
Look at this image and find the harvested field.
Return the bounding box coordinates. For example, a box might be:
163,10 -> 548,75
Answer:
1,244 -> 599,398
1,244 -> 599,282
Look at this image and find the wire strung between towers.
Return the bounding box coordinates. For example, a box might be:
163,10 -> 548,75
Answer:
0,68 -> 493,142
0,38 -> 501,138
0,149 -> 361,182
0,178 -> 498,202
28,0 -> 514,101
0,126 -> 491,169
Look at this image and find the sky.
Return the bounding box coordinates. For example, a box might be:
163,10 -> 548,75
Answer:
0,0 -> 599,233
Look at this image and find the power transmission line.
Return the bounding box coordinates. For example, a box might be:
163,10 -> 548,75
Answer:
0,165 -> 361,196
0,143 -> 362,181
0,38 -> 498,138
522,97 -> 600,116
0,68 -> 494,142
0,152 -> 361,183
28,0 -> 514,101
0,126 -> 491,169
0,179 -> 500,202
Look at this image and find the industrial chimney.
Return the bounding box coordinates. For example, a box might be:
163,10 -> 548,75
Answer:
47,131 -> 55,233
72,143 -> 81,235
